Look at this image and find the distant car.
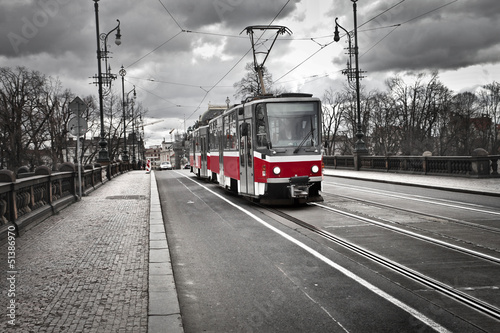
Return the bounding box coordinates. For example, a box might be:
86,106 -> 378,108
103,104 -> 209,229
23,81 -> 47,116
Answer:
159,161 -> 172,170
183,164 -> 190,169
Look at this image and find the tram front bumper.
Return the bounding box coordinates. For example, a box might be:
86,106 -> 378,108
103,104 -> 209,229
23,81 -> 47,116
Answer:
288,176 -> 311,198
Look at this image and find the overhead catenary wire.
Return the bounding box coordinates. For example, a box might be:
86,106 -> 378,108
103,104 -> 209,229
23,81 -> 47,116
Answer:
277,0 -> 461,83
185,0 -> 293,122
126,0 -> 462,130
360,0 -> 460,59
157,0 -> 184,31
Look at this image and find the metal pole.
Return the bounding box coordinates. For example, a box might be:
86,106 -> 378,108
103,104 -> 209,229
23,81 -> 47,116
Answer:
352,0 -> 368,154
131,102 -> 136,166
119,66 -> 128,162
94,0 -> 109,163
76,105 -> 83,199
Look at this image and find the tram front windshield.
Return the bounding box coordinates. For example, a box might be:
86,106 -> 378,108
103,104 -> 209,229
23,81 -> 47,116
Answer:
266,102 -> 318,148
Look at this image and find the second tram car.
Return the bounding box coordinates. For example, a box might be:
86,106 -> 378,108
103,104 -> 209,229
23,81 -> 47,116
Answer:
190,93 -> 323,205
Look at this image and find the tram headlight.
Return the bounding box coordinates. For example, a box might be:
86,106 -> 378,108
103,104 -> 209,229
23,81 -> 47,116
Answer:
273,166 -> 281,175
311,165 -> 319,174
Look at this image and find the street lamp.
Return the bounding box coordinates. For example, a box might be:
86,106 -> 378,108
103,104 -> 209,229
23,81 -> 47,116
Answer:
334,0 -> 368,155
226,96 -> 230,109
93,0 -> 121,163
119,66 -> 129,162
128,92 -> 137,167
126,85 -> 136,163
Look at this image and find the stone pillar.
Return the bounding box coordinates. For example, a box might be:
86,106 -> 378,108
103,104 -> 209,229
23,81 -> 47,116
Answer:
471,148 -> 489,177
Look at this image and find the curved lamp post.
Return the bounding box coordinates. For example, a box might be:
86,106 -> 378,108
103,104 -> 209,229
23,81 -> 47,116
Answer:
334,0 -> 368,155
119,66 -> 129,162
93,0 -> 121,163
126,86 -> 136,163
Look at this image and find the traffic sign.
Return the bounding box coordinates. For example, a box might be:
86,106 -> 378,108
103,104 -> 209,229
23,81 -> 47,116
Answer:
69,97 -> 87,114
68,116 -> 88,136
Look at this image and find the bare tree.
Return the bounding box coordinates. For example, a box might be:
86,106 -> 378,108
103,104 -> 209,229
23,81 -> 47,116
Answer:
321,88 -> 346,155
385,72 -> 445,155
478,82 -> 500,154
370,91 -> 400,155
449,92 -> 481,155
233,62 -> 285,101
0,67 -> 46,170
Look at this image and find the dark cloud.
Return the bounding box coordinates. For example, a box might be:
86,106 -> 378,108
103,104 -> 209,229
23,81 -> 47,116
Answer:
347,0 -> 500,73
167,1 -> 301,30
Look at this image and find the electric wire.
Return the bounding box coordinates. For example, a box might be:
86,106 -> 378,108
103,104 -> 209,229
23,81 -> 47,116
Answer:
126,0 -> 461,129
157,0 -> 184,31
358,0 -> 406,29
277,0 -> 461,83
126,31 -> 182,69
360,0 -> 460,59
185,0 -> 293,122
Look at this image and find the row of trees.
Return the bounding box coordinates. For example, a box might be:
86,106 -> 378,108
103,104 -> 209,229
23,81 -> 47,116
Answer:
234,65 -> 499,156
322,72 -> 500,156
0,66 -> 146,171
2,65 -> 498,171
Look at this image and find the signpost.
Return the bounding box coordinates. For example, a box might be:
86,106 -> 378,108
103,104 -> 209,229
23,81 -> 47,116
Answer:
68,97 -> 88,199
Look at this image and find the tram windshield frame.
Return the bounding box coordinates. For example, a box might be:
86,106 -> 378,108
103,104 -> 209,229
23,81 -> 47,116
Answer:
258,102 -> 319,149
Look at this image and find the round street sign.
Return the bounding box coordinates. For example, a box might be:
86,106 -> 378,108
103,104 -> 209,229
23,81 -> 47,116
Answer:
68,116 -> 88,136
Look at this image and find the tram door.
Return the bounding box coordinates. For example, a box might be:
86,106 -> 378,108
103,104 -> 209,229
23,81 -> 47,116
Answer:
200,127 -> 208,178
239,119 -> 254,195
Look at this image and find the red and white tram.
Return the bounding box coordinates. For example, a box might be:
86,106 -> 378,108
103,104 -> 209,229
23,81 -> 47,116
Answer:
190,93 -> 323,205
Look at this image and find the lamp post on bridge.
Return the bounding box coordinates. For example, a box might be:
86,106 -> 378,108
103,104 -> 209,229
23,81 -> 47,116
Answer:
126,86 -> 136,163
334,0 -> 369,158
119,66 -> 130,163
93,0 -> 121,163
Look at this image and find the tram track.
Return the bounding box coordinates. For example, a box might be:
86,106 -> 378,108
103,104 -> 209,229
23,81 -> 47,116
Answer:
313,203 -> 500,264
259,204 -> 500,322
321,189 -> 500,235
324,182 -> 500,219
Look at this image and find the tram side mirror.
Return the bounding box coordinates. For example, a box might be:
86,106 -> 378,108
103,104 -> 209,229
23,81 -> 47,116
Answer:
241,122 -> 249,137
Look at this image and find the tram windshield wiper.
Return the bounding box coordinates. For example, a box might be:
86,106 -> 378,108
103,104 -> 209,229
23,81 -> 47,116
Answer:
294,116 -> 314,154
293,129 -> 313,154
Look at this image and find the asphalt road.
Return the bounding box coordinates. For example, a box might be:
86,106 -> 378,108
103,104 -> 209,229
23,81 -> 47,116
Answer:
155,170 -> 496,332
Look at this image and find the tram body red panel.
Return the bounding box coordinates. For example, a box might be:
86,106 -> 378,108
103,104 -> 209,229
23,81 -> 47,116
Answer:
194,154 -> 201,169
208,153 -> 220,174
223,153 -> 240,180
253,156 -> 322,183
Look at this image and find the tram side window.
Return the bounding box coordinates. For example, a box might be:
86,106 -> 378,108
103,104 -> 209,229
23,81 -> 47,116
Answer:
209,121 -> 218,151
224,112 -> 237,150
217,121 -> 223,150
256,104 -> 268,147
195,133 -> 200,152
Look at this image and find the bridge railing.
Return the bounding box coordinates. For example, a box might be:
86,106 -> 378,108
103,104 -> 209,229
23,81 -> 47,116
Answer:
0,162 -> 131,239
323,155 -> 500,178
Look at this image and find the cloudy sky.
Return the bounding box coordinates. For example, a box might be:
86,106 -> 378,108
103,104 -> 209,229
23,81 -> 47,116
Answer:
1,0 -> 499,146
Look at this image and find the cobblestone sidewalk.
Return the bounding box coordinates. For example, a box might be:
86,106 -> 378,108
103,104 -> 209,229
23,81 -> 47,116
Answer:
1,171 -> 151,333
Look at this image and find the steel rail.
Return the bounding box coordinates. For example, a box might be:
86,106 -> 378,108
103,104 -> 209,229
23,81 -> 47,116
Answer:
262,205 -> 500,321
314,203 -> 500,265
322,189 -> 500,235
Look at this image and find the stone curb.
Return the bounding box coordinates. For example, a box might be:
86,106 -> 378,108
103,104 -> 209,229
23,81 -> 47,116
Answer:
323,169 -> 500,197
148,171 -> 184,333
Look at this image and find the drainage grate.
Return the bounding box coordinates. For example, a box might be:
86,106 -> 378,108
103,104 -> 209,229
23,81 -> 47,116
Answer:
105,195 -> 147,200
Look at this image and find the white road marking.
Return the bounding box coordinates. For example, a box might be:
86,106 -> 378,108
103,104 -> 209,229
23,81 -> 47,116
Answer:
178,172 -> 451,333
324,182 -> 500,216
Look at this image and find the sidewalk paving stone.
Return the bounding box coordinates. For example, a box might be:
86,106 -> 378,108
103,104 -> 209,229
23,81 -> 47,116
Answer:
0,171 -> 151,333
